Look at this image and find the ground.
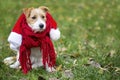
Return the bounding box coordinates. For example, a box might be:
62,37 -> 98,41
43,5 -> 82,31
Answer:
0,0 -> 120,80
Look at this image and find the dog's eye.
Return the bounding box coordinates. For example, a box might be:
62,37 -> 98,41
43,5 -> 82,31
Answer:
41,15 -> 45,19
32,16 -> 36,19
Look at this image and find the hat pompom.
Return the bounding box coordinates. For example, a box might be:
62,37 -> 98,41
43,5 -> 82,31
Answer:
50,28 -> 60,40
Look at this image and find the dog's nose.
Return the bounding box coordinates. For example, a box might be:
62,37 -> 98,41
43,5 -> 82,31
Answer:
39,24 -> 44,29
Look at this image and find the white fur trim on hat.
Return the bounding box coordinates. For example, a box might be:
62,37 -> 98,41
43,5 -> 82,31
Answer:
8,32 -> 22,50
50,28 -> 60,41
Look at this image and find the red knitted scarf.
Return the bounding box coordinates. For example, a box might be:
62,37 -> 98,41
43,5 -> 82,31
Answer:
19,13 -> 56,74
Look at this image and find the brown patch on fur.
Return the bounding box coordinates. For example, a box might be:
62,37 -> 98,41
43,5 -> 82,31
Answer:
39,6 -> 49,12
23,7 -> 34,18
26,9 -> 38,24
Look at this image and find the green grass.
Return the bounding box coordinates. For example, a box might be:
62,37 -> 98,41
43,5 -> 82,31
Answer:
0,0 -> 120,80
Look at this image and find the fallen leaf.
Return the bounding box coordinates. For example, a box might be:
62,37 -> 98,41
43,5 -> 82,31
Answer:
88,58 -> 101,68
106,50 -> 116,57
104,63 -> 116,72
88,58 -> 108,72
70,53 -> 80,58
56,65 -> 62,71
99,67 -> 108,72
73,59 -> 77,65
64,69 -> 74,79
115,67 -> 120,72
104,63 -> 113,68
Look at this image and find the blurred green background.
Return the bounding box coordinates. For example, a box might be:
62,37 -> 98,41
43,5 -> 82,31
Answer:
0,0 -> 120,80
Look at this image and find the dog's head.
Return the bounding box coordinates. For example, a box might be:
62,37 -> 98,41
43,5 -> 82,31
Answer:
23,6 -> 49,33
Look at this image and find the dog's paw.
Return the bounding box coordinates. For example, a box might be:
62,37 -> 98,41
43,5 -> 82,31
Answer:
10,64 -> 18,69
9,61 -> 20,69
3,57 -> 16,65
32,62 -> 43,69
32,64 -> 38,69
46,67 -> 56,72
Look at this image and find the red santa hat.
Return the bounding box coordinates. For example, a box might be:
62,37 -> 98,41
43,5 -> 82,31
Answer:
8,12 -> 60,51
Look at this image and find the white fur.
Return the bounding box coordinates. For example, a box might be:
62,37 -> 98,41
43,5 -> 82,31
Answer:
3,57 -> 16,65
6,47 -> 55,72
50,28 -> 60,41
9,47 -> 43,69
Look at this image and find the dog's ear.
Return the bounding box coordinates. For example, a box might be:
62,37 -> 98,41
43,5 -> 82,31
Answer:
39,6 -> 49,12
23,7 -> 34,18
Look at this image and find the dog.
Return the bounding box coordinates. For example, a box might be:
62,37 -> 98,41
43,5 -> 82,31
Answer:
4,6 -> 60,72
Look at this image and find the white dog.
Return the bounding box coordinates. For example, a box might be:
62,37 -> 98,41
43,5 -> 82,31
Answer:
4,6 -> 60,72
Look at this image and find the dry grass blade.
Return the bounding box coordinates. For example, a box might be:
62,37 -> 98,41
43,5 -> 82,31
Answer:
115,67 -> 120,72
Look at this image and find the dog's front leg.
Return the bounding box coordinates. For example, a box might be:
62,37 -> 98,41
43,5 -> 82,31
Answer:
46,63 -> 56,72
10,51 -> 20,68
